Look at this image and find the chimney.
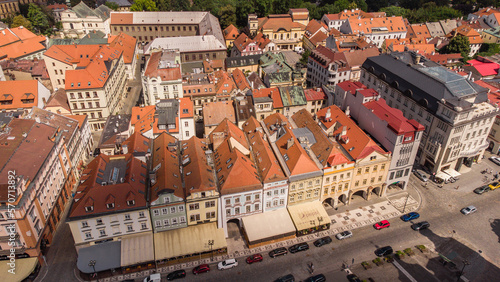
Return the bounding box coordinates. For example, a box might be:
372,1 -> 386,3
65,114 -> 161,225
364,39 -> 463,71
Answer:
415,54 -> 421,64
345,106 -> 350,116
341,126 -> 347,137
324,108 -> 331,122
287,138 -> 294,149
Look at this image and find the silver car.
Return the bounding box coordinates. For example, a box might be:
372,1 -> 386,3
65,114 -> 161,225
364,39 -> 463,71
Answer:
335,230 -> 353,240
414,170 -> 428,182
460,205 -> 477,215
489,156 -> 500,166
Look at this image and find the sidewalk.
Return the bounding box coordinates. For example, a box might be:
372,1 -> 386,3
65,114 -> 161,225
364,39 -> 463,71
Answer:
93,186 -> 423,282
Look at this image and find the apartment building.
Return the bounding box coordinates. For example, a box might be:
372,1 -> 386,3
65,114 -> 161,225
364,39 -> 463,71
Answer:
322,9 -> 386,31
302,20 -> 328,51
339,16 -> 407,48
150,133 -> 187,232
242,117 -> 288,212
262,113 -> 323,206
335,84 -> 424,190
181,137 -> 219,226
317,105 -> 391,203
223,24 -> 239,47
361,52 -> 499,174
0,27 -> 47,61
291,109 -> 355,208
44,44 -> 127,130
142,50 -> 183,106
0,119 -> 73,262
60,2 -> 111,39
110,11 -> 224,47
0,80 -> 50,114
304,87 -> 327,115
252,87 -> 279,121
203,101 -> 236,136
155,98 -> 195,140
215,137 -> 263,237
248,8 -> 309,51
473,80 -> 500,155
446,25 -> 483,57
230,32 -> 273,57
260,51 -> 305,88
98,114 -> 132,155
0,0 -> 19,19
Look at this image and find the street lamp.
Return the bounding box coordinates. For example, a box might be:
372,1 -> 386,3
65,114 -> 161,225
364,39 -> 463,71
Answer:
208,240 -> 214,261
317,216 -> 324,229
88,259 -> 96,277
457,259 -> 470,282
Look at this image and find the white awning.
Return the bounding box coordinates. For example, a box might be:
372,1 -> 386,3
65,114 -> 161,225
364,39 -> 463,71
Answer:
120,232 -> 154,267
443,169 -> 461,178
435,171 -> 452,180
242,209 -> 296,244
287,201 -> 330,231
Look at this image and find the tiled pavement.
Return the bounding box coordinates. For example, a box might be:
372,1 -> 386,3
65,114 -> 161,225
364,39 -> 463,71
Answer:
94,191 -> 421,282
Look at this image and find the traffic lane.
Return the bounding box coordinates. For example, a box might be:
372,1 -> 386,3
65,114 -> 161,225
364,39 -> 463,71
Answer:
181,219 -> 434,282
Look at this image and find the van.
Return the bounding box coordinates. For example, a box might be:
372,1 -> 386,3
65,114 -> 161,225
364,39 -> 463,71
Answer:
144,273 -> 161,282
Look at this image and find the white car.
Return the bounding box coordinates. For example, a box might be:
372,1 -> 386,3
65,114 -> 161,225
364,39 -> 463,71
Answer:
335,230 -> 353,240
489,156 -> 500,166
460,205 -> 477,215
414,170 -> 429,182
218,258 -> 238,270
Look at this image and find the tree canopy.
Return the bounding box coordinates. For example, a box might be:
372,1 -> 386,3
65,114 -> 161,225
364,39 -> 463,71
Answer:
28,3 -> 50,34
441,35 -> 471,60
131,0 -> 158,11
11,15 -> 32,31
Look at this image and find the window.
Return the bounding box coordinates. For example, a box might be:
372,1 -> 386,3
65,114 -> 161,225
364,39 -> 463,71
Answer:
225,199 -> 231,205
124,214 -> 131,220
246,205 -> 251,213
127,224 -> 133,232
206,211 -> 216,219
85,232 -> 92,239
99,229 -> 106,236
178,205 -> 184,212
170,206 -> 176,213
153,209 -> 160,216
163,219 -> 170,226
155,220 -> 161,227
139,211 -> 145,218
190,214 -> 200,222
189,203 -> 199,210
81,221 -> 88,228
141,222 -> 147,229
162,208 -> 168,215
205,201 -> 215,208
96,219 -> 103,225
246,195 -> 251,202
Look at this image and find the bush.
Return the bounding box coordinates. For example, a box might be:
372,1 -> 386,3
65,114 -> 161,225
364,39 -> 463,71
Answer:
416,245 -> 427,252
404,248 -> 414,256
396,250 -> 405,259
372,257 -> 384,266
361,261 -> 372,270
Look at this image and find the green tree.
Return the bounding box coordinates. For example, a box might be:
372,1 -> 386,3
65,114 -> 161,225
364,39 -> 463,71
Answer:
155,0 -> 171,11
130,0 -> 158,11
441,35 -> 471,60
299,49 -> 311,65
218,4 -> 236,29
476,43 -> 500,58
367,0 -> 389,12
11,15 -> 32,31
333,0 -> 354,14
105,1 -> 120,10
172,0 -> 190,11
236,0 -> 255,28
380,6 -> 410,17
255,0 -> 273,17
28,4 -> 49,34
353,0 -> 367,11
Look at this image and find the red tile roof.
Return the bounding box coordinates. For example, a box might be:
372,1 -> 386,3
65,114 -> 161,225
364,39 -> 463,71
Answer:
203,101 -> 236,125
223,24 -> 239,40
258,15 -> 306,32
304,88 -> 327,101
121,130 -> 150,155
209,118 -> 249,151
214,70 -> 236,96
70,153 -> 148,218
214,138 -> 262,195
181,136 -> 216,196
143,51 -> 181,81
448,24 -> 483,44
151,133 -> 183,201
108,32 -> 137,64
363,98 -> 425,134
45,88 -> 70,113
232,68 -> 251,91
263,113 -> 320,176
179,97 -> 194,119
336,81 -> 367,93
317,105 -> 388,160
0,35 -> 47,60
0,80 -> 39,111
242,116 -> 287,183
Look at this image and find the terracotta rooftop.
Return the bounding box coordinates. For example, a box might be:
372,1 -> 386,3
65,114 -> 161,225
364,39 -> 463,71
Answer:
214,138 -> 262,195
336,81 -> 367,94
347,16 -> 406,34
181,136 -> 216,197
209,118 -> 249,152
69,153 -> 148,218
232,68 -> 251,91
144,51 -> 182,81
203,100 -> 236,126
363,98 -> 425,134
121,130 -> 150,156
45,88 -> 71,113
107,32 -> 137,64
317,105 -> 388,160
223,24 -> 239,40
0,80 -> 40,111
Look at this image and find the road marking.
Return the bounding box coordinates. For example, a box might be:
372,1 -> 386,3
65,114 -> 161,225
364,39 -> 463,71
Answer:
392,260 -> 418,282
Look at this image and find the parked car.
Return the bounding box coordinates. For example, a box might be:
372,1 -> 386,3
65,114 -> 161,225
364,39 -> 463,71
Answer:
346,274 -> 362,282
489,182 -> 500,190
192,264 -> 210,275
313,236 -> 332,247
401,212 -> 420,222
414,170 -> 428,182
269,247 -> 288,258
335,230 -> 353,240
144,273 -> 161,282
304,274 -> 326,282
218,258 -> 238,270
275,274 -> 295,282
289,242 -> 309,253
489,156 -> 500,165
375,246 -> 393,257
374,220 -> 390,230
461,205 -> 477,215
246,253 -> 263,264
411,221 -> 430,231
474,185 -> 491,194
166,269 -> 186,281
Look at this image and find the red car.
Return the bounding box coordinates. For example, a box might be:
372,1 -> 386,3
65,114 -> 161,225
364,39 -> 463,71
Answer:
374,220 -> 390,230
192,264 -> 210,275
246,253 -> 263,264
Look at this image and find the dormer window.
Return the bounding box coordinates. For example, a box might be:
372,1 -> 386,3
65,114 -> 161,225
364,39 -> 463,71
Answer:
85,206 -> 93,212
106,203 -> 115,209
126,200 -> 135,206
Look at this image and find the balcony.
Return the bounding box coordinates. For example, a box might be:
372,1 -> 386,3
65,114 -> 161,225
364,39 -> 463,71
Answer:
458,143 -> 488,158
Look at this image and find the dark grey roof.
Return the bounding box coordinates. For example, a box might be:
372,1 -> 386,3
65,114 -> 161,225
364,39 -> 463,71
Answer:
235,96 -> 256,122
362,52 -> 489,115
226,54 -> 261,69
99,114 -> 132,147
247,72 -> 265,89
0,111 -> 22,127
76,241 -> 121,273
156,99 -> 179,132
106,0 -> 132,7
181,62 -> 204,74
94,5 -> 112,20
292,127 -> 317,149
